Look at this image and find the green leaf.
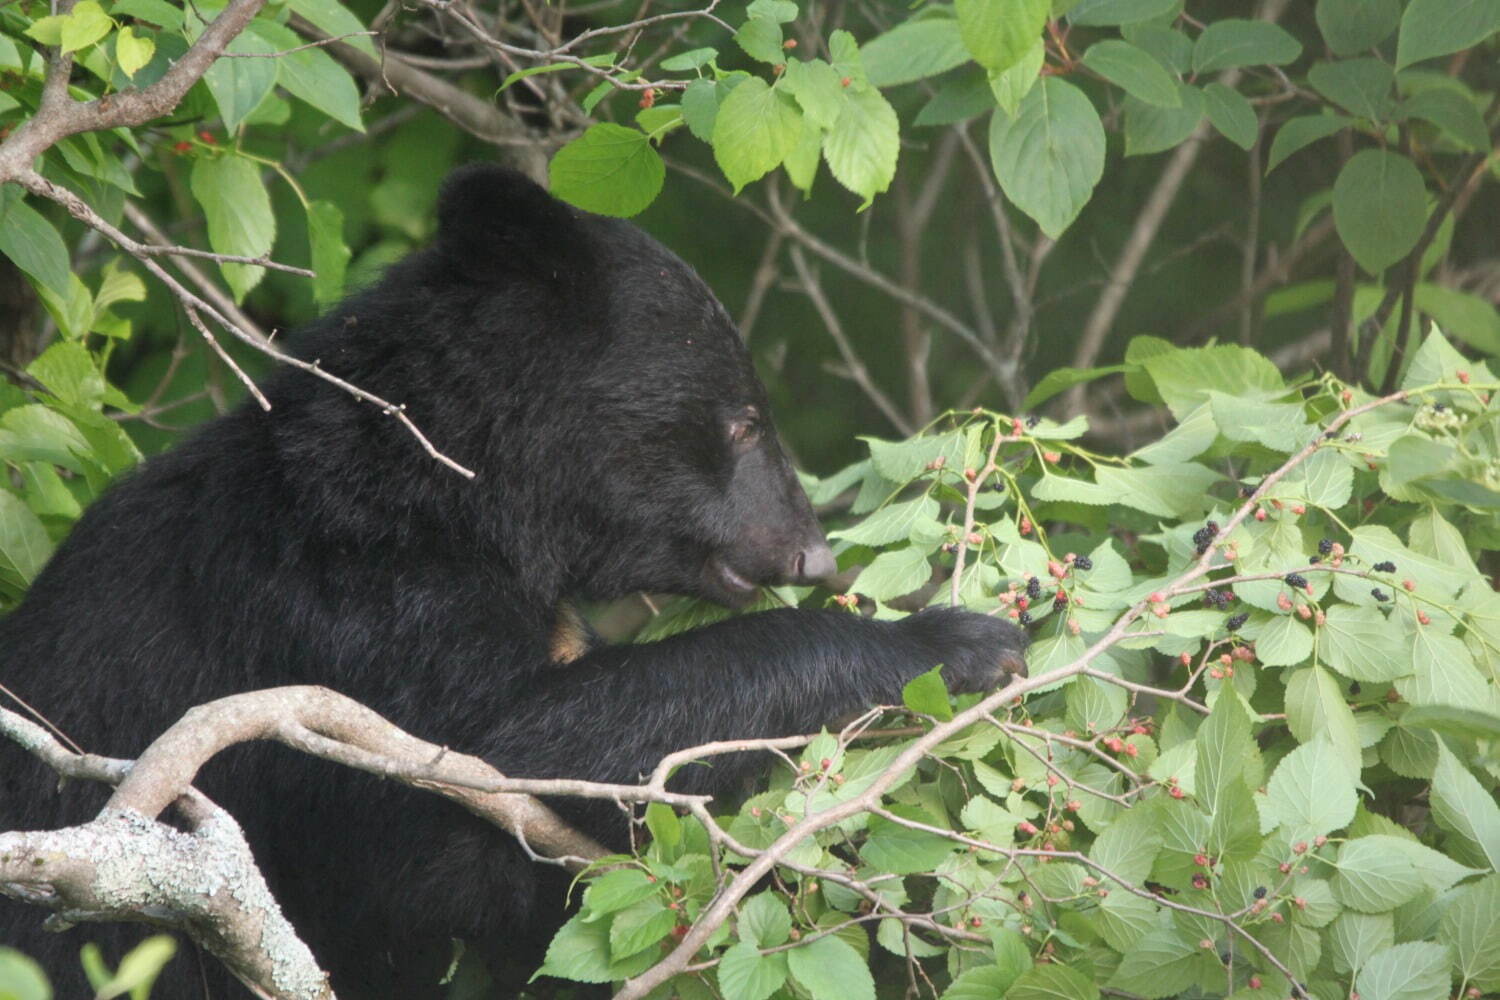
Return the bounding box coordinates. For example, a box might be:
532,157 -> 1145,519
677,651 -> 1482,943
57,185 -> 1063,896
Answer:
1309,58 -> 1394,120
659,47 -> 716,72
861,810 -> 954,874
823,85 -> 899,208
1069,0 -> 1179,26
1090,807 -> 1163,885
59,1 -> 112,53
27,342 -> 104,407
941,959 -> 1026,1000
536,912 -> 656,983
1202,82 -> 1257,149
739,892 -> 792,948
1266,114 -> 1349,173
1023,365 -> 1129,410
0,949 -> 50,1000
916,67 -> 997,126
1412,283 -> 1500,354
712,78 -> 803,193
1330,911 -> 1395,975
1395,0 -> 1500,69
580,869 -> 657,919
1192,19 -> 1302,72
549,124 -> 664,218
1257,615 -> 1314,667
988,40 -> 1044,118
850,545 -> 931,602
1196,689 -> 1255,806
1441,875 -> 1500,990
682,78 -> 719,141
0,191 -> 72,297
1322,604 -> 1410,682
1431,741 -> 1500,870
1333,149 -> 1427,274
114,26 -> 154,78
1399,87 -> 1489,151
1081,40 -> 1180,107
956,0 -> 1048,72
782,122 -> 822,193
189,154 -> 275,302
747,0 -> 797,23
1317,0 -> 1401,55
734,17 -> 785,65
306,200 -> 350,308
718,941 -> 787,1000
1333,837 -> 1426,913
245,20 -> 362,131
285,0 -> 376,57
94,935 -> 176,1000
203,31 -> 279,132
1265,735 -> 1358,840
1354,942 -> 1452,1000
988,77 -> 1105,238
0,490 -> 53,586
902,664 -> 953,721
1123,84 -> 1204,157
608,898 -> 676,959
1011,962 -> 1099,1000
1109,926 -> 1201,997
782,58 -> 844,130
786,934 -> 874,1000
862,16 -> 969,87
1285,666 -> 1361,775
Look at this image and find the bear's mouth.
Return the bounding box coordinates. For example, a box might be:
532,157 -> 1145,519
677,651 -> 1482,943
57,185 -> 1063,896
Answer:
705,553 -> 760,604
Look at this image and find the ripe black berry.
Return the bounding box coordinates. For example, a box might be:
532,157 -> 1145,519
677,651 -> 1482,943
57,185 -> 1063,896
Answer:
1284,573 -> 1308,589
1318,538 -> 1333,555
1074,555 -> 1092,571
1372,560 -> 1396,573
1026,577 -> 1042,600
1227,612 -> 1248,631
1053,593 -> 1069,612
1253,886 -> 1267,899
1018,610 -> 1032,625
1191,521 -> 1220,554
1349,681 -> 1361,695
1371,588 -> 1390,601
1025,415 -> 1041,428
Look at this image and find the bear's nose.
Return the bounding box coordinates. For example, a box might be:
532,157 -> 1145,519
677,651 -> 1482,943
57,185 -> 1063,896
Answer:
793,541 -> 837,583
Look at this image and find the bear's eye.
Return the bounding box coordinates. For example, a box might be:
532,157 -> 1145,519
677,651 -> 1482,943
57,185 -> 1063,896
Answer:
727,409 -> 762,449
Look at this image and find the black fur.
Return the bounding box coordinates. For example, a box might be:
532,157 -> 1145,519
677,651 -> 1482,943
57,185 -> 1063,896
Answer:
0,165 -> 1027,997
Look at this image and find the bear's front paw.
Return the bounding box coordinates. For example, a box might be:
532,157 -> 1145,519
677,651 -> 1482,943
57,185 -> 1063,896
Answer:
897,606 -> 1029,694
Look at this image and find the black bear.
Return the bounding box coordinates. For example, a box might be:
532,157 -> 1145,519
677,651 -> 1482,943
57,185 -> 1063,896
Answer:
0,164 -> 1027,997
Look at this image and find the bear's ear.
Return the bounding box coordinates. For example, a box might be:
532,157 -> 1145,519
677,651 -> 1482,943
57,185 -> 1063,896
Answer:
436,164 -> 587,284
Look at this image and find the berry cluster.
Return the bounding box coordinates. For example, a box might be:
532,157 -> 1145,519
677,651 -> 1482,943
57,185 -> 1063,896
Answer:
1203,589 -> 1234,609
1371,560 -> 1397,573
1283,572 -> 1308,589
1074,555 -> 1093,571
1191,521 -> 1220,555
1226,612 -> 1249,631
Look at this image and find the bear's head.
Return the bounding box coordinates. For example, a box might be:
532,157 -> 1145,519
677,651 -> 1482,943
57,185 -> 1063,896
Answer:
432,164 -> 835,607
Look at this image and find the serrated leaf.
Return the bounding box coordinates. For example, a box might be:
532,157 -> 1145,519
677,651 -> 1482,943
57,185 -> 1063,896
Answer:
1333,837 -> 1426,912
1091,808 -> 1162,885
823,85 -> 898,208
1081,40 -> 1179,108
1354,942 -> 1451,1000
1322,604 -> 1410,682
956,0 -> 1048,73
582,868 -> 658,918
718,941 -> 787,1000
0,490 -> 53,585
782,58 -> 843,131
1412,284 -> 1500,354
862,16 -> 969,87
1257,615 -> 1313,667
1395,0 -> 1500,69
786,934 -> 874,1000
1109,926 -> 1201,997
850,545 -> 931,602
189,154 -> 274,302
682,78 -> 719,141
549,124 -> 663,218
609,898 -> 677,959
739,892 -> 791,948
734,17 -> 784,65
1264,735 -> 1357,839
941,958 -> 1025,999
58,0 -> 112,53
1431,741 -> 1500,870
1267,114 -> 1349,173
660,47 -> 716,72
1333,150 -> 1427,274
988,77 -> 1105,238
1011,962 -> 1099,1000
285,0 -> 375,57
1330,910 -> 1395,975
712,78 -> 802,193
306,200 -> 349,308
536,911 -> 657,983
861,811 -> 954,874
1441,875 -> 1500,990
1285,666 -> 1361,776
